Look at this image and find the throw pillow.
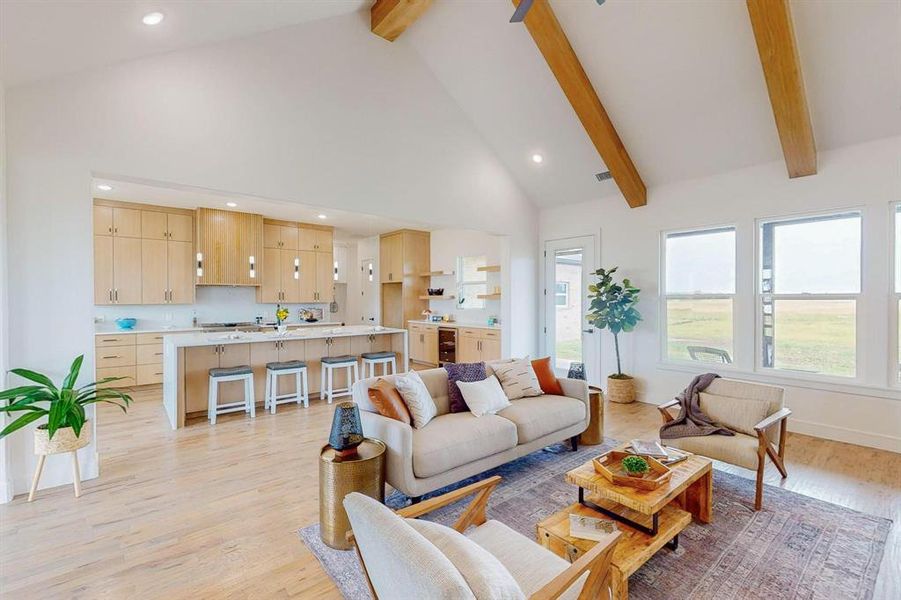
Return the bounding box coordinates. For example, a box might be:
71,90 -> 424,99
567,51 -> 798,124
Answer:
531,357 -> 564,395
444,362 -> 487,413
456,376 -> 511,417
699,392 -> 770,436
367,378 -> 412,425
406,518 -> 525,600
491,359 -> 543,400
395,371 -> 438,429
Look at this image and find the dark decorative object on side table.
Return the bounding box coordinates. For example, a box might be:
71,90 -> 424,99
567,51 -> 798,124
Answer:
328,402 -> 364,460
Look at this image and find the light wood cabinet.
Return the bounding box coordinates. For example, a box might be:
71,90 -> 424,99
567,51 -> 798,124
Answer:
299,225 -> 333,252
95,232 -> 141,305
409,323 -> 438,365
94,205 -> 141,237
380,230 -> 430,329
316,251 -> 334,302
141,238 -> 195,304
94,236 -> 114,304
281,251 -> 301,303
457,327 -> 501,363
259,247 -> 302,304
142,211 -> 193,242
95,332 -> 169,387
196,208 -> 263,286
264,223 -> 299,250
298,250 -> 318,303
184,343 -> 251,414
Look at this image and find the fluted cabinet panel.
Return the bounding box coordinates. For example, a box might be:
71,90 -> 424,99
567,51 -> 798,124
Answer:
195,208 -> 263,286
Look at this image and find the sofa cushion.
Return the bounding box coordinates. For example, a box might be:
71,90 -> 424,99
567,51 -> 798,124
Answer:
444,362 -> 488,413
531,357 -> 564,396
395,371 -> 438,429
413,413 -> 518,478
407,519 -> 525,599
457,376 -> 511,417
343,493 -> 475,599
467,520 -> 584,600
699,392 -> 769,436
368,378 -> 412,425
665,432 -> 760,470
491,359 -> 543,400
497,395 -> 586,444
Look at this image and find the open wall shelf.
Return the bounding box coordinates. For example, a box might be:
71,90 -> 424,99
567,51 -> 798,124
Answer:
420,270 -> 455,277
477,265 -> 500,273
477,293 -> 501,300
420,295 -> 456,300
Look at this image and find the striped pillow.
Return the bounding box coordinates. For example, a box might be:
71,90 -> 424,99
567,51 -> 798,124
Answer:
491,359 -> 543,400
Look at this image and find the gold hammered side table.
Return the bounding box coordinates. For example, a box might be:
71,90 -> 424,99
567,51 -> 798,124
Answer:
319,438 -> 386,550
579,386 -> 605,445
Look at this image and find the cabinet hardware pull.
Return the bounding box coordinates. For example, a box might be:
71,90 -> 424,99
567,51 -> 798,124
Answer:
114,227 -> 118,234
108,226 -> 112,233
108,289 -> 113,302
102,355 -> 120,359
114,289 -> 119,302
154,352 -> 162,356
154,372 -> 163,376
101,338 -> 119,342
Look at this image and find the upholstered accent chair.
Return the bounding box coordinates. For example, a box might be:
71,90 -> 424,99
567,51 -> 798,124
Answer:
344,476 -> 620,600
658,378 -> 791,510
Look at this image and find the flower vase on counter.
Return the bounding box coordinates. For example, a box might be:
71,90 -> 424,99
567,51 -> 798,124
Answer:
275,304 -> 289,334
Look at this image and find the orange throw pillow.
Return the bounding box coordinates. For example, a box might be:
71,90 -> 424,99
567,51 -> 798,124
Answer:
368,378 -> 412,425
531,357 -> 564,396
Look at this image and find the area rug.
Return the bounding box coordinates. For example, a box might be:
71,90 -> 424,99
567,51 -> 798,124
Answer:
299,441 -> 891,599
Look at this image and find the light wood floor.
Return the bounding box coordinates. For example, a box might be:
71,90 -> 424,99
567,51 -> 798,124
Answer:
1,387 -> 898,599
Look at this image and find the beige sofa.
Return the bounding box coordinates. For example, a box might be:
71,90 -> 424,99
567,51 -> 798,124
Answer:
352,367 -> 589,500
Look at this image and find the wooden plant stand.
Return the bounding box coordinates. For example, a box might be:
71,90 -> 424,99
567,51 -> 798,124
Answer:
30,423 -> 92,502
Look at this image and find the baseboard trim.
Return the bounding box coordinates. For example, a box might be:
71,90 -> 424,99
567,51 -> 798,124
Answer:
788,419 -> 901,453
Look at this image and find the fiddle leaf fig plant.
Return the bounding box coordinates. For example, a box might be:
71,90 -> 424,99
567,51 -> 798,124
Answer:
0,355 -> 132,440
587,267 -> 641,378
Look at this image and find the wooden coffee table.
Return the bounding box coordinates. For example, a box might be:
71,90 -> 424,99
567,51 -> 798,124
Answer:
565,448 -> 713,543
537,449 -> 713,599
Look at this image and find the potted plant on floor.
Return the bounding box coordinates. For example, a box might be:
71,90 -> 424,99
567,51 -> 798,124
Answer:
0,355 -> 133,501
587,267 -> 642,404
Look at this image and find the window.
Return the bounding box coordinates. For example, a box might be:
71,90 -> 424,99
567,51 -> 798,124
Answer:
457,255 -> 487,310
759,211 -> 861,378
555,282 -> 569,307
663,227 -> 736,363
895,205 -> 901,383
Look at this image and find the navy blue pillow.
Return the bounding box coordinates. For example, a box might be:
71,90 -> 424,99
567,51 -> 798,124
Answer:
444,362 -> 487,413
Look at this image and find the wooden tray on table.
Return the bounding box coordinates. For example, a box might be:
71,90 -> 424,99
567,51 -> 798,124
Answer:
592,451 -> 672,491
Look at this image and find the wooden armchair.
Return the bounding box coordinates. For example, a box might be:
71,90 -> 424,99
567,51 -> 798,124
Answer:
346,476 -> 621,600
658,378 -> 791,510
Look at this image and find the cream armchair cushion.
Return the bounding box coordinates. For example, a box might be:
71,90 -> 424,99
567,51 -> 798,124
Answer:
343,493 -> 474,599
698,392 -> 770,436
666,431 -> 760,470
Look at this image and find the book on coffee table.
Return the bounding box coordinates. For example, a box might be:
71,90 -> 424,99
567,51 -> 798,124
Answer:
568,513 -> 620,543
627,439 -> 668,458
625,441 -> 690,465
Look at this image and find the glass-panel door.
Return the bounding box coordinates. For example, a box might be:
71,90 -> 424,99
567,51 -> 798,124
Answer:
544,236 -> 599,385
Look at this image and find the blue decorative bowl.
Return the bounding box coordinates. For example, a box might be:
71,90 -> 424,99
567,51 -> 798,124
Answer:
115,318 -> 137,330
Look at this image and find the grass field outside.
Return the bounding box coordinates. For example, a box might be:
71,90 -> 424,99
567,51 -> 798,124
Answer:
666,298 -> 856,377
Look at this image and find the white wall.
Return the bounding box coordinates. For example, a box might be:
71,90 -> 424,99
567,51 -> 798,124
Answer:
0,84 -> 11,502
540,137 -> 901,452
4,12 -> 538,497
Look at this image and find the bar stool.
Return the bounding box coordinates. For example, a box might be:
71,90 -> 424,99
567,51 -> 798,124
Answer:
208,365 -> 255,425
320,355 -> 359,404
265,360 -> 309,413
361,351 -> 398,378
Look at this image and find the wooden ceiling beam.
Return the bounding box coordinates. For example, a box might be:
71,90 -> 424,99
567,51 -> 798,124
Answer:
371,0 -> 433,42
747,0 -> 816,178
512,0 -> 646,208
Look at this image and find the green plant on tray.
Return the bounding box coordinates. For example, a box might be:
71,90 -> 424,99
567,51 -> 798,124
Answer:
0,355 -> 132,440
621,455 -> 650,476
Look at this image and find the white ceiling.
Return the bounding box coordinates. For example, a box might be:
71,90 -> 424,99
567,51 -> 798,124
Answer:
0,0 -> 367,86
4,0 -> 900,209
91,176 -> 429,241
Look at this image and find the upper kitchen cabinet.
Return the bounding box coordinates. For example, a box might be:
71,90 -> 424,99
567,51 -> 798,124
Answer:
196,208 -> 264,286
379,229 -> 430,328
263,221 -> 299,250
298,225 -> 333,252
93,204 -> 142,237
94,235 -> 142,305
141,210 -> 193,242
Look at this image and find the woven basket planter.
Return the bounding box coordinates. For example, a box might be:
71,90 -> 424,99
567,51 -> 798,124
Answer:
34,422 -> 91,456
606,376 -> 636,404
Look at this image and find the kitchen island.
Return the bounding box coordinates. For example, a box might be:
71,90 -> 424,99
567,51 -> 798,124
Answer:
162,326 -> 408,428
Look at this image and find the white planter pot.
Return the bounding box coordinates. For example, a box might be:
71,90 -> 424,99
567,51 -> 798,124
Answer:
33,422 -> 91,456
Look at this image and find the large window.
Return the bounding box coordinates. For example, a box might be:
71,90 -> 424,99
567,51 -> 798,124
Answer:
664,227 -> 736,364
759,211 -> 861,378
895,205 -> 901,383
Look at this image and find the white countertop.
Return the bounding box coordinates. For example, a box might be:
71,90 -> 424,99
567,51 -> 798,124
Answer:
94,321 -> 340,336
407,320 -> 501,330
163,325 -> 407,349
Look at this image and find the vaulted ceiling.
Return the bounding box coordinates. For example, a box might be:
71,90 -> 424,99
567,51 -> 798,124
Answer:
2,0 -> 898,209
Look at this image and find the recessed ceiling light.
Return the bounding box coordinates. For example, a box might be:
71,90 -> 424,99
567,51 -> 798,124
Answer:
96,184 -> 113,191
531,153 -> 544,164
226,202 -> 237,208
142,11 -> 164,26
318,214 -> 327,220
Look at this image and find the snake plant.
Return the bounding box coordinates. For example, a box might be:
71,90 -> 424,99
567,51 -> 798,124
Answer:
0,355 -> 132,440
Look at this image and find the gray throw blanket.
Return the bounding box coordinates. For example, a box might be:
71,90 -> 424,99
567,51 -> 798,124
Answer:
659,373 -> 734,439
